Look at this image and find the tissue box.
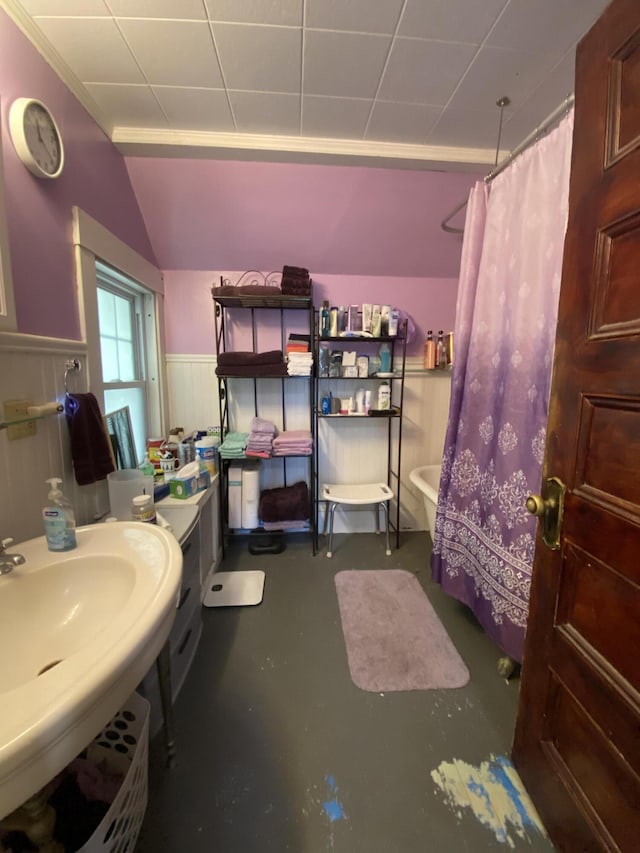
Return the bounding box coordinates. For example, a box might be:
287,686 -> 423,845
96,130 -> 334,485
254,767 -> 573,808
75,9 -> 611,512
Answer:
169,469 -> 211,499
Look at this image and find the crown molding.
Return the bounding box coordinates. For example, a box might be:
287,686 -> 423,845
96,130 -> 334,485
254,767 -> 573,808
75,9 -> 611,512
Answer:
1,0 -> 112,136
113,127 -> 502,171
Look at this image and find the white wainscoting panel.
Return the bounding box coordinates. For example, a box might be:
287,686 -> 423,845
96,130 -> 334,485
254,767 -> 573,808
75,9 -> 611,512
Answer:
0,338 -> 111,544
166,354 -> 451,532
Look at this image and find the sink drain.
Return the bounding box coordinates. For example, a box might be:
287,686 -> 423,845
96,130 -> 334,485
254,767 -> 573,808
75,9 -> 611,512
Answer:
38,660 -> 62,676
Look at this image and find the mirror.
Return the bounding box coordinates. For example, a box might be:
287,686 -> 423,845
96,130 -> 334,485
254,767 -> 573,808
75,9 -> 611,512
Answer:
105,406 -> 137,469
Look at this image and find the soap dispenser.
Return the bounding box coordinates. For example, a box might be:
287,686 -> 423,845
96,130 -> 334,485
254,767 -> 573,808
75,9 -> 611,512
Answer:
43,478 -> 77,552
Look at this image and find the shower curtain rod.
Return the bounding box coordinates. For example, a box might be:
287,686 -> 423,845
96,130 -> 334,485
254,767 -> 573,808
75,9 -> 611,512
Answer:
440,94 -> 576,235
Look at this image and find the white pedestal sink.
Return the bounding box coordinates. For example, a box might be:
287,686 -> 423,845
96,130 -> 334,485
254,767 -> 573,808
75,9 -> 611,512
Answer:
0,522 -> 182,821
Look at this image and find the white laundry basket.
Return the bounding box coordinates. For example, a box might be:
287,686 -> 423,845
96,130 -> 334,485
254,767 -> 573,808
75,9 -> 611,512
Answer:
78,691 -> 150,853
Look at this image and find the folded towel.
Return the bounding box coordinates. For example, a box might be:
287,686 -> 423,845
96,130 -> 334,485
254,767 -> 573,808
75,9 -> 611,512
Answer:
273,430 -> 312,446
65,393 -> 115,486
217,364 -> 288,378
218,350 -> 284,367
259,481 -> 310,523
218,431 -> 249,458
250,416 -> 278,435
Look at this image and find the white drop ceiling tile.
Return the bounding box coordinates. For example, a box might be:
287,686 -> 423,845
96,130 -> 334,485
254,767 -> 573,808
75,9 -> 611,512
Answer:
366,101 -> 441,144
34,17 -> 144,83
302,95 -> 370,139
84,83 -> 168,127
487,0 -> 609,55
214,24 -> 301,93
108,0 -> 207,19
152,86 -> 234,131
305,0 -> 404,35
398,0 -> 507,44
379,38 -> 477,105
304,30 -> 391,98
205,0 -> 302,26
118,19 -> 223,87
427,106 -> 512,150
230,91 -> 301,135
499,52 -> 576,150
447,46 -> 551,113
23,0 -> 108,14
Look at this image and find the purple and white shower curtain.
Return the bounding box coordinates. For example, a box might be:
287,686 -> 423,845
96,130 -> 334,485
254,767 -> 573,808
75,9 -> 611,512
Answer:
431,111 -> 574,662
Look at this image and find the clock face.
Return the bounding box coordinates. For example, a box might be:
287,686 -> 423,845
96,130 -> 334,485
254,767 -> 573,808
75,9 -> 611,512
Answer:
9,98 -> 64,179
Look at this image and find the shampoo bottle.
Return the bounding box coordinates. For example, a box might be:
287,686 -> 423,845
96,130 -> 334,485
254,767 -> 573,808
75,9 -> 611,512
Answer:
43,478 -> 77,552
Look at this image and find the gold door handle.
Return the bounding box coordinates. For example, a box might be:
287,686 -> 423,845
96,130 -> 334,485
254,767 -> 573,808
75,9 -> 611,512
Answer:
526,476 -> 566,550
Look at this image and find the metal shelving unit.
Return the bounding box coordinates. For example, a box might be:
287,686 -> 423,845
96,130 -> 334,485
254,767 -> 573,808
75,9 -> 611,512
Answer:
312,318 -> 408,551
212,289 -> 316,554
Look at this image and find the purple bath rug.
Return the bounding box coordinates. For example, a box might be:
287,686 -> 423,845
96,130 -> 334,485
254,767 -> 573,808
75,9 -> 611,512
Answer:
334,569 -> 470,692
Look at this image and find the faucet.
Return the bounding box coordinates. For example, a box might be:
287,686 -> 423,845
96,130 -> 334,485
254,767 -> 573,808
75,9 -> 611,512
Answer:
0,537 -> 25,574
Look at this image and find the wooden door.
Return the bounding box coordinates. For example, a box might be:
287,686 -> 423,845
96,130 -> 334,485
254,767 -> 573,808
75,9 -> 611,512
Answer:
512,0 -> 640,850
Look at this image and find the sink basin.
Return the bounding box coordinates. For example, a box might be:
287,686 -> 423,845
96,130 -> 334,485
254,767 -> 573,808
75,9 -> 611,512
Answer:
0,522 -> 182,820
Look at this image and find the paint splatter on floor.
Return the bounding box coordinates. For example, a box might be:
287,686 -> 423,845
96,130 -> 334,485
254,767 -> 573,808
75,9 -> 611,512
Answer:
431,755 -> 546,848
323,775 -> 347,823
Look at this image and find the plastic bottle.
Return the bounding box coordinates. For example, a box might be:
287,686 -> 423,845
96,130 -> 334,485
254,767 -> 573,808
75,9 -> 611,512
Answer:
423,330 -> 436,370
436,330 -> 448,369
131,493 -> 157,524
377,381 -> 391,410
329,307 -> 339,337
320,300 -> 330,337
379,342 -> 392,374
43,478 -> 77,551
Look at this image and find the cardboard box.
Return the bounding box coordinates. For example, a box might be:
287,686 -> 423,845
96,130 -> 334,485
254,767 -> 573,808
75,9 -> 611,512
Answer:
169,469 -> 211,499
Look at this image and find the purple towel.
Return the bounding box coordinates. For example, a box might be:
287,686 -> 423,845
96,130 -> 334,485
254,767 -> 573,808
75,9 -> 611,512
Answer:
250,416 -> 278,435
65,393 -> 115,486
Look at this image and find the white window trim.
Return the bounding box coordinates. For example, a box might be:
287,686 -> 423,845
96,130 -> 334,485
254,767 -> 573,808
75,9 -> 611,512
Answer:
0,100 -> 17,333
72,206 -> 168,439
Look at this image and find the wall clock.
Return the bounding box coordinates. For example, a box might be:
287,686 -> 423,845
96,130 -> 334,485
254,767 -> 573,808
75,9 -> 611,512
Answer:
8,98 -> 64,179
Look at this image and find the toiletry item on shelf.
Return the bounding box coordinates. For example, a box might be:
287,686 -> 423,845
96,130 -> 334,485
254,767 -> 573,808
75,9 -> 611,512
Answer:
355,388 -> 366,413
446,331 -> 454,365
371,304 -> 382,336
388,308 -> 399,336
341,350 -> 357,377
321,393 -> 331,415
362,304 -> 372,333
347,304 -> 359,333
379,342 -> 392,374
330,395 -> 341,414
131,493 -> 157,524
319,344 -> 330,376
43,478 -> 77,552
329,351 -> 343,377
320,300 -> 330,337
357,355 -> 369,377
380,305 -> 391,336
436,330 -> 448,369
139,452 -> 155,478
329,307 -> 339,337
423,330 -> 436,369
364,388 -> 372,413
377,381 -> 391,410
338,305 -> 347,332
195,436 -> 217,477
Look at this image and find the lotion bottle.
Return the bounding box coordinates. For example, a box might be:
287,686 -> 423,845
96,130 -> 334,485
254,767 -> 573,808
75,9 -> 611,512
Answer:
423,330 -> 436,370
43,478 -> 77,552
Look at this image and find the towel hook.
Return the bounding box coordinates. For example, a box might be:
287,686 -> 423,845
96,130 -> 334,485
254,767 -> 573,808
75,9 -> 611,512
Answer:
64,358 -> 81,394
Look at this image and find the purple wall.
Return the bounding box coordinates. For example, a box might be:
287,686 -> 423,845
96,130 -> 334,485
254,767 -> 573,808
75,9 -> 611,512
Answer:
125,157 -> 475,278
164,270 -> 457,357
0,9 -> 156,339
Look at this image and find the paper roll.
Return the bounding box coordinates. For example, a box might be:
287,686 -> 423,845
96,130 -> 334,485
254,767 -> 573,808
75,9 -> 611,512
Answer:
26,402 -> 63,417
241,467 -> 260,530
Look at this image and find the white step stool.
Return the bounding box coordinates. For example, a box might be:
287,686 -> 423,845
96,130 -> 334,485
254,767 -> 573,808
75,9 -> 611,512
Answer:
321,482 -> 393,558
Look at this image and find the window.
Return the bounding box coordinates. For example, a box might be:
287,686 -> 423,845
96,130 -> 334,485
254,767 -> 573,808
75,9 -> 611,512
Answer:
73,207 -> 167,468
97,263 -> 150,463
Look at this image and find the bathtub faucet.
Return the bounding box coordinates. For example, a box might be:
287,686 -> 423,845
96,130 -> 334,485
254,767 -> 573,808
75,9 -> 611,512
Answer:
0,537 -> 25,574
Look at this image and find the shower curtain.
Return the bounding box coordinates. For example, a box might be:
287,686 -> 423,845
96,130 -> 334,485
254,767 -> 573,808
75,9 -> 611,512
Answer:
431,111 -> 574,662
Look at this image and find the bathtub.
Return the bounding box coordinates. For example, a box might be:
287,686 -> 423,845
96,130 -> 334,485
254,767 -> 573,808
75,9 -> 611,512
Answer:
409,464 -> 442,534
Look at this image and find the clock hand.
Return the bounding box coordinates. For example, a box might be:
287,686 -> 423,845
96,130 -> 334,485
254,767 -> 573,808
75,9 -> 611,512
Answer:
36,119 -> 56,160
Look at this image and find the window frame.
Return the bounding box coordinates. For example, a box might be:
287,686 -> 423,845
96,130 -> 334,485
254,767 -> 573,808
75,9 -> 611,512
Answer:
73,207 -> 167,451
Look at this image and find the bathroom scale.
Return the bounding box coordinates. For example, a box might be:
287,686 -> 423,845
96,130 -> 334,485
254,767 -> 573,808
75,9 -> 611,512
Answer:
203,570 -> 265,607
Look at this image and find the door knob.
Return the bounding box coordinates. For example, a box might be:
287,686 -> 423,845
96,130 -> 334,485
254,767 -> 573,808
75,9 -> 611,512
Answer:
526,476 -> 566,550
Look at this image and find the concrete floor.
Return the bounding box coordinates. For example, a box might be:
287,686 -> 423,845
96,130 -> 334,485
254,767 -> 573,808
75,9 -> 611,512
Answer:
139,532 -> 554,852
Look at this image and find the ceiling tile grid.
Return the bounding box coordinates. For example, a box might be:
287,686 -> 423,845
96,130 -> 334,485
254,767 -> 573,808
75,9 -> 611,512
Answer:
11,0 -> 611,166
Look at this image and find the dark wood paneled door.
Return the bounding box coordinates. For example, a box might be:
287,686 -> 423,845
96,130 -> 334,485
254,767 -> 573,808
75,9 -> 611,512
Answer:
512,0 -> 640,850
